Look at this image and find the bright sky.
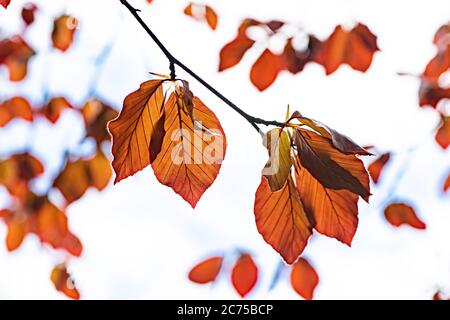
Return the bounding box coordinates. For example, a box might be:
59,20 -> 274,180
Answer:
0,0 -> 449,299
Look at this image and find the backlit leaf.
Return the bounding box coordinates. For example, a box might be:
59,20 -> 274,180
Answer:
0,36 -> 35,81
419,80 -> 450,109
254,176 -> 312,264
250,49 -> 285,91
81,99 -> 118,145
368,152 -> 391,184
51,264 -> 80,300
231,253 -> 258,297
263,128 -> 292,191
52,15 -> 78,52
183,3 -> 218,31
315,23 -> 379,75
0,96 -> 33,127
435,116 -> 450,149
384,203 -> 426,230
0,0 -> 11,9
290,258 -> 319,300
188,256 -> 223,284
40,97 -> 72,123
21,3 -> 38,26
444,172 -> 450,193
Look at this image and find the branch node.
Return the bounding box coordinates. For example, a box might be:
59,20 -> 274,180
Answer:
169,61 -> 176,81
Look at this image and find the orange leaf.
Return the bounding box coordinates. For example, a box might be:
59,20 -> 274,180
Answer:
54,151 -> 112,204
151,90 -> 227,208
0,96 -> 33,127
52,15 -> 78,52
424,44 -> 450,80
0,0 -> 11,9
435,116 -> 450,150
295,162 -> 359,245
219,35 -> 255,72
188,256 -> 223,284
5,214 -> 26,251
384,203 -> 426,230
368,152 -> 391,184
109,79 -> 165,183
51,264 -> 80,300
0,36 -> 35,81
250,49 -> 284,91
183,3 -> 218,31
290,258 -> 319,300
294,129 -> 370,201
81,99 -> 118,145
40,97 -> 73,123
231,254 -> 258,297
419,81 -> 450,109
315,23 -> 379,75
283,36 -> 321,74
254,176 -> 312,264
444,172 -> 450,193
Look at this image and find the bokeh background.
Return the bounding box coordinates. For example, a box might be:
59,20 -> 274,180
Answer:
0,0 -> 449,299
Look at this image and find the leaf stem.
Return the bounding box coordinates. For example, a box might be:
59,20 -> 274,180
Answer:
119,0 -> 285,132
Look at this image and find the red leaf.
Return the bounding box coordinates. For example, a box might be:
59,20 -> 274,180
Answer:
0,96 -> 33,127
435,116 -> 450,150
0,0 -> 11,9
419,81 -> 450,109
188,256 -> 223,284
0,36 -> 35,81
250,49 -> 284,91
183,3 -> 218,31
231,254 -> 258,297
368,153 -> 391,184
290,258 -> 319,300
443,172 -> 450,193
21,3 -> 38,26
315,23 -> 379,75
384,203 -> 426,230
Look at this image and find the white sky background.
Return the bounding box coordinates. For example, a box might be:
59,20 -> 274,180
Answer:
0,0 -> 449,299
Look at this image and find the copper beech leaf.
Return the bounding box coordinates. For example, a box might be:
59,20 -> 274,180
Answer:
0,96 -> 33,127
109,79 -> 227,208
315,23 -> 379,75
40,97 -> 73,123
51,264 -> 80,300
1,0 -> 11,9
183,3 -> 218,30
0,36 -> 35,81
250,49 -> 285,91
384,203 -> 426,230
419,81 -> 450,109
295,162 -> 359,245
52,15 -> 77,52
294,129 -> 370,201
231,254 -> 258,297
290,258 -> 319,300
254,176 -> 312,264
263,128 -> 292,191
81,99 -> 118,145
436,116 -> 450,150
1,192 -> 82,255
21,3 -> 38,26
444,172 -> 450,193
188,256 -> 223,284
368,152 -> 391,184
54,151 -> 112,204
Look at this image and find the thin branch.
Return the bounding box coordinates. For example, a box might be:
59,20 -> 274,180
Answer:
119,0 -> 285,133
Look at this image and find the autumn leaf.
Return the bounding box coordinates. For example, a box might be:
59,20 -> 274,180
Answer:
368,152 -> 391,184
188,256 -> 223,284
282,36 -> 321,74
109,79 -> 165,182
51,264 -> 80,300
295,161 -> 359,245
54,151 -> 112,204
435,116 -> 449,149
0,36 -> 35,81
40,97 -> 73,123
109,79 -> 227,208
81,99 -> 118,145
1,192 -> 82,255
0,96 -> 33,127
290,258 -> 319,300
250,49 -> 285,91
254,176 -> 312,264
384,203 -> 426,230
419,80 -> 450,109
315,23 -> 379,75
424,44 -> 450,81
0,152 -> 44,200
183,3 -> 218,31
0,0 -> 11,9
21,3 -> 38,26
231,254 -> 258,298
294,129 -> 370,201
52,15 -> 78,52
444,172 -> 450,193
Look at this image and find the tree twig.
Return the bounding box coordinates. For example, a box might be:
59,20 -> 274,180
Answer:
119,0 -> 285,133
